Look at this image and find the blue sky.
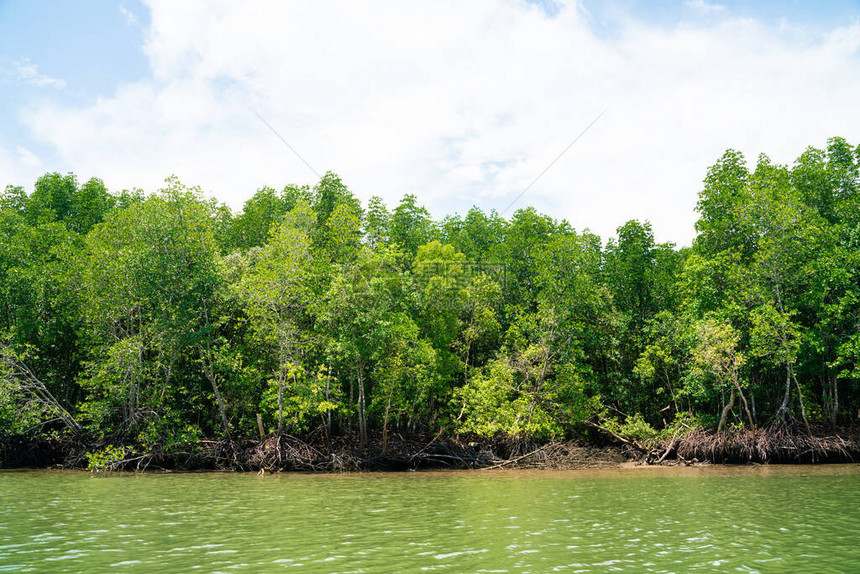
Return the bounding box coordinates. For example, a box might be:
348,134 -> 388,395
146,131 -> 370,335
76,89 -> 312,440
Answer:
589,0 -> 860,28
2,1 -> 860,245
0,1 -> 150,94
0,1 -> 148,154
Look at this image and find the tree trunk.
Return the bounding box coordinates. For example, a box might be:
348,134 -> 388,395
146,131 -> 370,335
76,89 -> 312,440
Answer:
792,373 -> 811,436
256,413 -> 265,438
774,364 -> 792,424
750,384 -> 757,425
718,387 -> 735,433
200,346 -> 230,440
210,366 -> 231,439
357,362 -> 367,445
382,388 -> 393,453
831,376 -> 839,428
663,371 -> 679,415
348,374 -> 354,434
277,371 -> 284,439
732,370 -> 754,430
325,364 -> 332,438
735,384 -> 754,430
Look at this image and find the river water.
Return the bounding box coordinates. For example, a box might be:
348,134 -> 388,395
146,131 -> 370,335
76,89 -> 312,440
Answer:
1,465 -> 858,572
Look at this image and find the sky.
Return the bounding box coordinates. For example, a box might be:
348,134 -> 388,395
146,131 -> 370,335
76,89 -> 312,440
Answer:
1,0 -> 859,246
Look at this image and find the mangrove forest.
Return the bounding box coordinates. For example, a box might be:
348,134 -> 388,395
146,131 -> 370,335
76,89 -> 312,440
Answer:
1,138 -> 860,470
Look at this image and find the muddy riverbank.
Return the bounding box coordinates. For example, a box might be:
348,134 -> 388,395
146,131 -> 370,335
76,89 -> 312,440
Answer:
2,426 -> 858,472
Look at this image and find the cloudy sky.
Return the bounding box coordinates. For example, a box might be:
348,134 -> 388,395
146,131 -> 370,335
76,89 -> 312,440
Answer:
1,0 -> 859,245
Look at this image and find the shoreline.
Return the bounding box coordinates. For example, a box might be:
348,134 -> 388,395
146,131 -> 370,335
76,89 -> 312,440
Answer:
3,462 -> 860,479
2,427 -> 858,473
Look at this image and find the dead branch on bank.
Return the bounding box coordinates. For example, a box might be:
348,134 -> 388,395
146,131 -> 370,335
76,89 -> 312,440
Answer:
0,344 -> 83,436
480,443 -> 552,470
584,421 -> 650,453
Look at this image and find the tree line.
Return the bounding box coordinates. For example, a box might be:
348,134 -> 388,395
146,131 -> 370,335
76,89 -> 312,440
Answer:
1,137 -> 858,457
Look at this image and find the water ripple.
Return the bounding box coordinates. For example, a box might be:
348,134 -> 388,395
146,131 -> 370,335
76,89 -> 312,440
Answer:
0,466 -> 858,572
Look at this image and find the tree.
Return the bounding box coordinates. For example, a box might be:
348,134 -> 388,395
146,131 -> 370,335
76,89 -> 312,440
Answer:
391,194 -> 434,256
535,229 -> 616,408
412,241 -> 467,383
604,220 -> 658,327
633,311 -> 693,419
0,211 -> 83,409
363,196 -> 391,250
26,172 -> 77,226
691,320 -> 753,432
242,201 -> 316,437
70,178 -> 114,234
371,313 -> 438,447
694,150 -> 753,258
455,310 -> 592,440
312,172 -> 359,226
441,206 -> 506,261
491,207 -> 556,310
743,156 -> 822,428
230,184 -> 310,250
323,202 -> 362,263
456,274 -> 503,377
319,246 -> 407,443
81,177 -> 222,446
0,185 -> 28,214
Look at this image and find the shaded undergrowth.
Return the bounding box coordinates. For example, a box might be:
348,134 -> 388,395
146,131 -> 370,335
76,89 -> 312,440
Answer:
1,426 -> 857,472
0,432 -> 625,473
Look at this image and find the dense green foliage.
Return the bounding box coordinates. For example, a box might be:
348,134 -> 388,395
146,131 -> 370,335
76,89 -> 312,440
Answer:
2,138 -> 859,453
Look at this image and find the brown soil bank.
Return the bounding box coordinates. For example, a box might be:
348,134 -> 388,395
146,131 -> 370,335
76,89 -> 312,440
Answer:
1,428 -> 857,472
0,433 -> 625,472
240,434 -> 628,472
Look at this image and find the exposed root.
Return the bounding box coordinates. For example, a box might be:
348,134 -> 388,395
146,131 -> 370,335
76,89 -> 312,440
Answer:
1,432 -> 627,472
673,427 -> 859,464
4,426 -> 854,472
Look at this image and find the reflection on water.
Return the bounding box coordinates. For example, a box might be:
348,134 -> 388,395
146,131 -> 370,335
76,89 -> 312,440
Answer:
1,465 -> 858,572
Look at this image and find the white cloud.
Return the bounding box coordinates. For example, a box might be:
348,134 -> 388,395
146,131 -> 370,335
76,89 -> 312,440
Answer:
0,141 -> 39,189
1,58 -> 66,89
685,0 -> 725,14
14,0 -> 860,245
15,146 -> 41,168
120,4 -> 139,26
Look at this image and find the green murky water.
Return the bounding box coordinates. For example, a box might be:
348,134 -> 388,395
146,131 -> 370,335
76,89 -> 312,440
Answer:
1,465 -> 858,572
